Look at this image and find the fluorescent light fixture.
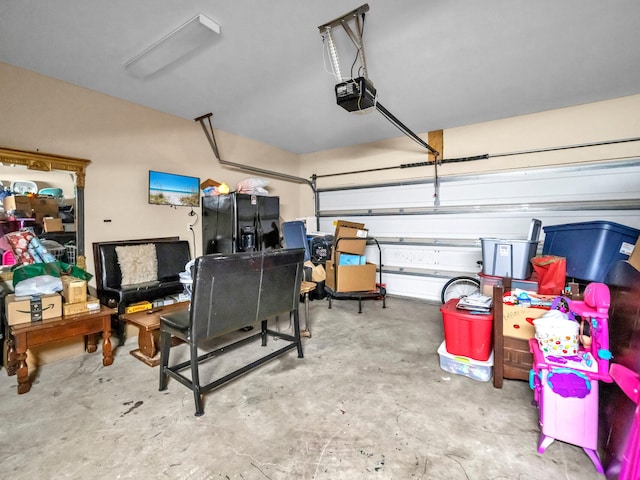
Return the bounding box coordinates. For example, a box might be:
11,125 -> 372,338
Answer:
124,13 -> 220,78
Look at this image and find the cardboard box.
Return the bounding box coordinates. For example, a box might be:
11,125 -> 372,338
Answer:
628,236 -> 640,272
304,261 -> 326,282
31,197 -> 59,216
5,293 -> 63,325
43,217 -> 64,233
35,212 -> 59,225
62,295 -> 101,316
60,275 -> 87,304
3,195 -> 32,215
334,220 -> 365,237
335,226 -> 368,255
325,260 -> 377,292
334,220 -> 368,254
200,178 -> 221,190
501,303 -> 549,340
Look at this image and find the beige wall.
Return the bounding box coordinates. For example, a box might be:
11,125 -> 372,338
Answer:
0,62 -> 301,286
299,94 -> 640,213
4,61 -> 638,272
2,60 -> 639,365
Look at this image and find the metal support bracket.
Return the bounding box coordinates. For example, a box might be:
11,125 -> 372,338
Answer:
319,4 -> 370,82
195,113 -> 318,224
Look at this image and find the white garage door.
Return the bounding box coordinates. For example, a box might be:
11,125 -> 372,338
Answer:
317,159 -> 640,302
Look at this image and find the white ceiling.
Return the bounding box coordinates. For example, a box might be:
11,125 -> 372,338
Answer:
1,1 -> 640,155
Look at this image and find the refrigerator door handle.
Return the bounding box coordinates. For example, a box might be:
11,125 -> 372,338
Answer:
255,212 -> 263,250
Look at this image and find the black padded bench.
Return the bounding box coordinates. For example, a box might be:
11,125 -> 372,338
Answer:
159,248 -> 305,416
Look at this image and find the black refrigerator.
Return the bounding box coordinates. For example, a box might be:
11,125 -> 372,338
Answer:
202,193 -> 281,254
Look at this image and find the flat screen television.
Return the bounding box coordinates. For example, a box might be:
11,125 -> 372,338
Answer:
148,170 -> 200,207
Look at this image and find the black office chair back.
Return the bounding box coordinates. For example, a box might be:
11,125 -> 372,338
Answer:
189,249 -> 305,342
282,221 -> 311,262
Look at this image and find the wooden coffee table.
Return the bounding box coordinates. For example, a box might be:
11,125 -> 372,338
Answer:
121,302 -> 189,367
5,305 -> 116,394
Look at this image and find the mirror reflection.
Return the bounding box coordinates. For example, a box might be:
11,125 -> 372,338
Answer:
0,167 -> 77,264
0,147 -> 90,270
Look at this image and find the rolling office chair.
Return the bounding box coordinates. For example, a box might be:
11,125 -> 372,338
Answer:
282,221 -> 315,337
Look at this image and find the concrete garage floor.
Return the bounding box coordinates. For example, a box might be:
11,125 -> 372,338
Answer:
0,296 -> 604,480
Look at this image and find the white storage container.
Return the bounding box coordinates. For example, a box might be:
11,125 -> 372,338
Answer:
437,340 -> 494,382
480,238 -> 539,279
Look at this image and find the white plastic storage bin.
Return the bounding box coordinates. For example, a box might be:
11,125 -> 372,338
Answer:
480,238 -> 539,279
437,340 -> 494,382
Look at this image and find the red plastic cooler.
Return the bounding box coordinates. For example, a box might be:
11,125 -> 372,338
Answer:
440,298 -> 493,361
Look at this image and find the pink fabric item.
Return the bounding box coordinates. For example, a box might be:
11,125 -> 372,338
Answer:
2,249 -> 15,266
0,233 -> 12,251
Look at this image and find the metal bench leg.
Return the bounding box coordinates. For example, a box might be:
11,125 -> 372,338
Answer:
300,292 -> 312,338
292,310 -> 304,358
190,342 -> 204,416
158,330 -> 171,391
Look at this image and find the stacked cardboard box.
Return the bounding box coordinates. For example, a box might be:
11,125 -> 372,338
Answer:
2,195 -> 62,228
60,275 -> 99,316
5,292 -> 63,325
43,217 -> 64,232
325,220 -> 377,292
3,195 -> 33,216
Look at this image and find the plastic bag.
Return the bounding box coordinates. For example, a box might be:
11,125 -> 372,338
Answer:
236,177 -> 269,195
531,255 -> 566,295
11,261 -> 93,287
14,274 -> 63,296
203,182 -> 230,196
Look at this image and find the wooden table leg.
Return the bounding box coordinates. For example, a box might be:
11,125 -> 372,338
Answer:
16,352 -> 31,394
6,306 -> 116,394
131,329 -> 183,367
13,332 -> 31,394
86,333 -> 98,353
300,292 -> 312,338
137,329 -> 159,359
6,334 -> 17,377
102,317 -> 113,366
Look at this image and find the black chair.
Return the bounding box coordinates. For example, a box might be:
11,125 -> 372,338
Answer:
159,248 -> 305,416
282,220 -> 317,335
281,220 -> 311,262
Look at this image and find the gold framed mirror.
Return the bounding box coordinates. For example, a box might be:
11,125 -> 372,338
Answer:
0,146 -> 90,269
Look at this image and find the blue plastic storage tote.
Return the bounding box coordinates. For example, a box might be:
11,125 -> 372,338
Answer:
542,221 -> 640,282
